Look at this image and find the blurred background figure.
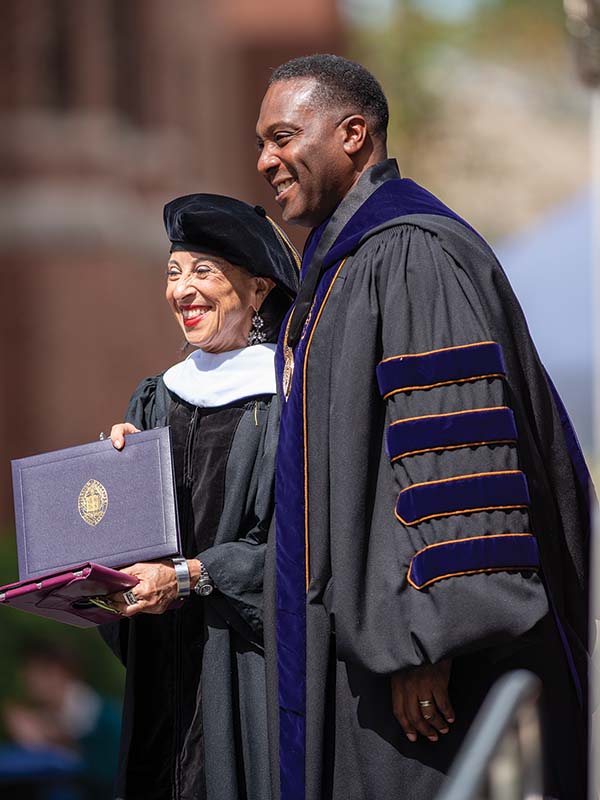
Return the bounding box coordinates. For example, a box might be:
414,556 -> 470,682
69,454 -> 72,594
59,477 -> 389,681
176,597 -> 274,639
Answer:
1,641 -> 121,799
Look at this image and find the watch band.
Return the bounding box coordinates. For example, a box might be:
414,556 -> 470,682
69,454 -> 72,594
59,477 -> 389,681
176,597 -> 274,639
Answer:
171,557 -> 191,598
193,561 -> 214,596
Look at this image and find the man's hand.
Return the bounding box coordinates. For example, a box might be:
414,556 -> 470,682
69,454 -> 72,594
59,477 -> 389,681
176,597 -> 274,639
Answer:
391,659 -> 454,742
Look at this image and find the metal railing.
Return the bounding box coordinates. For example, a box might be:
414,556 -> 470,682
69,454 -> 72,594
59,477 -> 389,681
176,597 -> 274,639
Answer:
436,670 -> 543,800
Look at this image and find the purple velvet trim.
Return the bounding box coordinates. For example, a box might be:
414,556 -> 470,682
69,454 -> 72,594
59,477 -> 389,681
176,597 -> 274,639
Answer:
376,342 -> 506,398
321,177 -> 475,273
274,261 -> 343,800
396,471 -> 530,525
386,407 -> 517,460
408,534 -> 539,589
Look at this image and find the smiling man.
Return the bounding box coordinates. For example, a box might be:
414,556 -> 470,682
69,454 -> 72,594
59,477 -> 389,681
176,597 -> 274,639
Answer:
256,54 -> 590,800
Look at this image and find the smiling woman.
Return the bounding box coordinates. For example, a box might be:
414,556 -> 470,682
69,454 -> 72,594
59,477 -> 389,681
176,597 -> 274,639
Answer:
99,194 -> 299,800
165,251 -> 274,353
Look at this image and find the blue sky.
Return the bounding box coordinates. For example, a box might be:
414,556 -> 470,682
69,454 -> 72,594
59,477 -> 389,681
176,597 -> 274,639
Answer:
341,0 -> 487,25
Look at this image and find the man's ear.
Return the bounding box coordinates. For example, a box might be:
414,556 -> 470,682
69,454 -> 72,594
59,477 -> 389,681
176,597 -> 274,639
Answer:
340,114 -> 368,155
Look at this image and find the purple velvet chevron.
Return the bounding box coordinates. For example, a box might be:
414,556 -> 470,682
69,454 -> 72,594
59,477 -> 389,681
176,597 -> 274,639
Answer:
407,533 -> 539,589
396,470 -> 530,525
386,407 -> 517,461
377,342 -> 506,398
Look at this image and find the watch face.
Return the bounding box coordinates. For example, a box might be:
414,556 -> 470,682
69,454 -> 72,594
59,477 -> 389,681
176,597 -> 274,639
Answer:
198,583 -> 213,597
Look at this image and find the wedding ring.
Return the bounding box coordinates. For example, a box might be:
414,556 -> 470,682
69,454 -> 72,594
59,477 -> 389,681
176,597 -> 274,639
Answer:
123,590 -> 139,606
418,699 -> 434,718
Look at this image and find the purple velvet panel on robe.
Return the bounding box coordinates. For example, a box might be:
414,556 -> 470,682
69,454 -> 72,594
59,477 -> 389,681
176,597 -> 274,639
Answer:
386,407 -> 517,461
376,341 -> 506,398
395,470 -> 530,526
274,258 -> 343,800
407,533 -> 539,589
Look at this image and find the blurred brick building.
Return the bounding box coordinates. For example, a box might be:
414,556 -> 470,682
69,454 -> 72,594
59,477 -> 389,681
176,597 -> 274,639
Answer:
0,0 -> 341,525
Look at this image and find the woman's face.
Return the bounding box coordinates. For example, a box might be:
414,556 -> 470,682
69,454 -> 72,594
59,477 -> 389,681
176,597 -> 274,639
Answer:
165,250 -> 273,353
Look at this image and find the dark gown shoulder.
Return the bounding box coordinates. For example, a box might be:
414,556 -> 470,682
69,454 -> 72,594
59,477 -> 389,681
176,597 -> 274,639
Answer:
125,373 -> 174,430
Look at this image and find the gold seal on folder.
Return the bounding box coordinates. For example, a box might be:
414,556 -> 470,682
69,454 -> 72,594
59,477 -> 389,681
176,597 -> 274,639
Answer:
78,479 -> 108,526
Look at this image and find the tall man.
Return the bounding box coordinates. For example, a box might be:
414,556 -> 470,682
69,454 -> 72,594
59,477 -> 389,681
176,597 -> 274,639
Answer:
256,54 -> 590,800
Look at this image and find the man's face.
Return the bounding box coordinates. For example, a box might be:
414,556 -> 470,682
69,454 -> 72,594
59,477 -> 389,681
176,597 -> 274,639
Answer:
256,78 -> 355,228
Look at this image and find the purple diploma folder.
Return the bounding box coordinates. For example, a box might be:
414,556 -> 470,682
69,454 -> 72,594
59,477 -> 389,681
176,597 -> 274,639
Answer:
2,427 -> 181,626
0,563 -> 139,627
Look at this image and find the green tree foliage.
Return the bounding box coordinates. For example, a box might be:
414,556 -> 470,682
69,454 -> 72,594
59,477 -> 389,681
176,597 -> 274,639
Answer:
347,0 -> 570,179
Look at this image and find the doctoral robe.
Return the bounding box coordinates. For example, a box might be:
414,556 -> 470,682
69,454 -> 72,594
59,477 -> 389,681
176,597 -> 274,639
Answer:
101,377 -> 277,800
267,160 -> 590,800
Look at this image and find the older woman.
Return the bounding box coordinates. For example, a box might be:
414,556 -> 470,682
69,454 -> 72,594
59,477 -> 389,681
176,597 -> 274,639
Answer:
101,194 -> 299,800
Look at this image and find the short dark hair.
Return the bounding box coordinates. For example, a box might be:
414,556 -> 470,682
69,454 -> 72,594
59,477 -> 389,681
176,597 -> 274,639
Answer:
269,54 -> 389,140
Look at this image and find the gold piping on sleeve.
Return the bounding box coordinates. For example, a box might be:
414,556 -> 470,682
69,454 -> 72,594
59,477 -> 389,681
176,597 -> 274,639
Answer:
406,532 -> 537,589
390,439 -> 516,463
388,406 -> 510,427
383,373 -> 505,400
379,340 -> 498,364
394,470 -> 527,526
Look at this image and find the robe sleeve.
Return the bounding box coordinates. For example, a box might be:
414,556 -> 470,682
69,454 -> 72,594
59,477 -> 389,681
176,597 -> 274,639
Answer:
124,374 -> 170,429
333,224 -> 549,673
197,397 -> 280,643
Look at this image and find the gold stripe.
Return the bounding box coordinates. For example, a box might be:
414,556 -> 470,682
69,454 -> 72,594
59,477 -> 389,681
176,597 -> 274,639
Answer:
407,563 -> 539,590
383,373 -> 505,399
395,469 -> 527,526
397,469 -> 523,494
379,340 -> 498,364
389,405 -> 509,427
395,503 -> 528,527
303,259 -> 348,590
390,439 -> 516,462
406,533 -> 536,589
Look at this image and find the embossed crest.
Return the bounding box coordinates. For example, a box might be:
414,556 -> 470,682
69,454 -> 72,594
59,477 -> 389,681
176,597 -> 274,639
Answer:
78,479 -> 108,526
282,346 -> 294,400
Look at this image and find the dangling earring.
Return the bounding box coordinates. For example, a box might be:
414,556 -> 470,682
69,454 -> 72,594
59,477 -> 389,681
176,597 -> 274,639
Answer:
248,308 -> 266,345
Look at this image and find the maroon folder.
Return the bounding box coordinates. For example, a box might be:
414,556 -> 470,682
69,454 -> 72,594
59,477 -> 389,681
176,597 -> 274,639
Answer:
0,562 -> 139,628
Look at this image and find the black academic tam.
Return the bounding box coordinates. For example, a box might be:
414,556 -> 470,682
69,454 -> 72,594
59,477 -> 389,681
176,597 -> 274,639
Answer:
164,193 -> 299,299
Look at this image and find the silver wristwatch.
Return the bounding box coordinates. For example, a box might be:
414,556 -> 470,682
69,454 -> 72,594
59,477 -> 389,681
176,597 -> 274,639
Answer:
193,562 -> 214,597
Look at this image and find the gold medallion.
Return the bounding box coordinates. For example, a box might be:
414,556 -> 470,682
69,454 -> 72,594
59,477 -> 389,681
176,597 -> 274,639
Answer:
282,346 -> 294,400
78,479 -> 108,526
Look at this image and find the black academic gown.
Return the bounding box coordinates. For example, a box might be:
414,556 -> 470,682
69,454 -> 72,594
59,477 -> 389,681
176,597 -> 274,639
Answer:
266,161 -> 590,800
101,376 -> 278,800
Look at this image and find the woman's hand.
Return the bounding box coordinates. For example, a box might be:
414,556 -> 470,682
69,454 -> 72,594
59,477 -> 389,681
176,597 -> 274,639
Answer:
108,559 -> 202,617
391,659 -> 454,743
110,422 -> 140,450
108,560 -> 179,616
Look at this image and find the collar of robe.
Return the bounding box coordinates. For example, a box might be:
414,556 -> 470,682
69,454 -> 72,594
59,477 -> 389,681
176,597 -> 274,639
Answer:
162,343 -> 277,407
288,158 -> 473,349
